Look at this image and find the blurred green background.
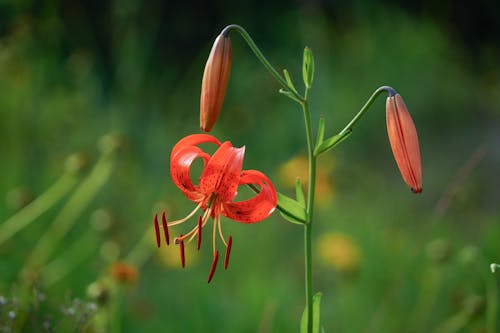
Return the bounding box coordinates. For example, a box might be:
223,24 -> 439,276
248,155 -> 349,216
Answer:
0,0 -> 499,332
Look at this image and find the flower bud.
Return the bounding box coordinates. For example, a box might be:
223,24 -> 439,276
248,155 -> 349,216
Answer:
386,93 -> 422,193
200,34 -> 232,132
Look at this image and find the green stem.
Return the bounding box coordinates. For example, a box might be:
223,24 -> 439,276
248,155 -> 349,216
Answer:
41,229 -> 97,287
21,154 -> 115,282
337,86 -> 395,137
221,24 -> 304,102
0,173 -> 79,246
125,224 -> 156,268
302,88 -> 316,333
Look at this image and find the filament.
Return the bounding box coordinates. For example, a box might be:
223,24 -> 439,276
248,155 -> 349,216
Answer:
166,202 -> 203,227
217,216 -> 227,247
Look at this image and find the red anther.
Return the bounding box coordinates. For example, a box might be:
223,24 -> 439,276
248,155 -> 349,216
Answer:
179,234 -> 185,268
197,216 -> 202,251
207,251 -> 219,283
161,211 -> 170,245
224,236 -> 233,270
154,214 -> 161,248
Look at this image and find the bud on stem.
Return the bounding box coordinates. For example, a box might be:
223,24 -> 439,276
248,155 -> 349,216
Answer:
200,34 -> 232,132
386,93 -> 423,193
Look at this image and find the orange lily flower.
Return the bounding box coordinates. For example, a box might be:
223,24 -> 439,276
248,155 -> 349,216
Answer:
386,92 -> 422,193
154,134 -> 277,282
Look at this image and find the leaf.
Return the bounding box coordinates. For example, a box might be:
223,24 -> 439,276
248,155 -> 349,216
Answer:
300,304 -> 307,333
279,89 -> 302,104
315,116 -> 325,148
277,192 -> 306,225
300,292 -> 323,333
302,47 -> 314,89
314,130 -> 352,156
295,178 -> 306,207
312,292 -> 322,333
283,69 -> 298,94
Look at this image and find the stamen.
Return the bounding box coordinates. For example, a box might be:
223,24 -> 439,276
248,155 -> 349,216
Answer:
187,207 -> 212,243
217,216 -> 227,247
161,211 -> 170,245
197,216 -> 202,251
179,234 -> 185,268
154,214 -> 161,248
207,250 -> 219,283
224,236 -> 232,270
167,202 -> 203,227
212,215 -> 218,254
201,205 -> 213,228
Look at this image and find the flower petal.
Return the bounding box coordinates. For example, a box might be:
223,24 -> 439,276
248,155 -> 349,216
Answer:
170,145 -> 211,202
199,142 -> 245,203
171,134 -> 221,161
222,170 -> 277,223
169,134 -> 222,202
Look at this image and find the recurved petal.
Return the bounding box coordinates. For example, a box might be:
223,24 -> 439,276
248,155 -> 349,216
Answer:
170,145 -> 211,202
200,34 -> 232,132
222,170 -> 277,223
386,94 -> 422,193
171,134 -> 221,161
199,142 -> 245,202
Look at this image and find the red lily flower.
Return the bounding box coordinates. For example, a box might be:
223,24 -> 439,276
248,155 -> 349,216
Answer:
154,134 -> 277,282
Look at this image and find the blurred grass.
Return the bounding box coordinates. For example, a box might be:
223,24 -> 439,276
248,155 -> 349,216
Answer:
0,1 -> 499,332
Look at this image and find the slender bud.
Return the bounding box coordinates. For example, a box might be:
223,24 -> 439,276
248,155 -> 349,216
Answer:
386,93 -> 422,193
200,33 -> 232,132
302,47 -> 314,89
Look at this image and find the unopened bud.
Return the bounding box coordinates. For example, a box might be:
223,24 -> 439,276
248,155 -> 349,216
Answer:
386,92 -> 422,193
200,34 -> 232,132
302,47 -> 314,89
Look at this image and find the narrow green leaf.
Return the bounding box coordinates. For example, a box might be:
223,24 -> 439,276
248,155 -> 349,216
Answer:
314,130 -> 352,156
315,116 -> 325,148
279,89 -> 302,104
300,305 -> 307,333
277,192 -> 307,225
283,69 -> 298,94
295,178 -> 306,207
312,292 -> 322,333
302,47 -> 315,89
299,292 -> 323,333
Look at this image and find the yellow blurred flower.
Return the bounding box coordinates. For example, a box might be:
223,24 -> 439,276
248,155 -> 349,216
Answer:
316,232 -> 361,273
157,240 -> 199,269
277,154 -> 335,206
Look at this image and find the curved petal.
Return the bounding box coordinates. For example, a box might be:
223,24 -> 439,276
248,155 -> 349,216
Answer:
171,134 -> 221,161
170,145 -> 211,202
199,142 -> 245,203
222,170 -> 277,223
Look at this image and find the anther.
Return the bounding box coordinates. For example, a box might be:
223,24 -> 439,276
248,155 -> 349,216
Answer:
197,216 -> 202,251
224,236 -> 233,270
161,211 -> 170,245
179,234 -> 185,268
207,250 -> 219,283
154,214 -> 161,248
